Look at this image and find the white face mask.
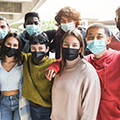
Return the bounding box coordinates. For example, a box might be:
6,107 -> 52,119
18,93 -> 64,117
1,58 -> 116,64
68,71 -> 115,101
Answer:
61,21 -> 75,32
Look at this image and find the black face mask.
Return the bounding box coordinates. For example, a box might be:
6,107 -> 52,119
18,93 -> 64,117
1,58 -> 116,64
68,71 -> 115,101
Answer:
62,47 -> 79,61
116,22 -> 120,30
31,51 -> 46,63
4,45 -> 18,57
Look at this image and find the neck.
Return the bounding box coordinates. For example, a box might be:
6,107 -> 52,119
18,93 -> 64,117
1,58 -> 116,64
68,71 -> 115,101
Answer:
94,48 -> 107,59
4,56 -> 16,63
66,56 -> 80,66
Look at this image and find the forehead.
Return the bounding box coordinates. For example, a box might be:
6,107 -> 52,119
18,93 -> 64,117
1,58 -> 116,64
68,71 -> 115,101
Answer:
87,27 -> 106,36
0,20 -> 8,26
6,37 -> 18,43
61,16 -> 71,20
31,43 -> 45,47
63,35 -> 79,43
26,17 -> 39,22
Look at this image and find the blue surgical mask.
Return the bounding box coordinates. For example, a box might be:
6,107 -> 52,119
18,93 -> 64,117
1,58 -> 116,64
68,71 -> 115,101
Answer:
0,29 -> 8,39
87,39 -> 106,55
26,25 -> 40,36
61,21 -> 75,32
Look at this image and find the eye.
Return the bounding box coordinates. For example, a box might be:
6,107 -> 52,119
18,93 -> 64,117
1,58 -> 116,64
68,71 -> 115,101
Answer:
34,21 -> 39,25
31,47 -> 36,51
7,43 -> 11,46
97,35 -> 103,39
38,47 -> 43,51
63,43 -> 69,46
87,36 -> 94,40
73,44 -> 78,47
13,44 -> 18,47
26,22 -> 33,25
1,25 -> 6,29
68,19 -> 72,22
61,19 -> 65,23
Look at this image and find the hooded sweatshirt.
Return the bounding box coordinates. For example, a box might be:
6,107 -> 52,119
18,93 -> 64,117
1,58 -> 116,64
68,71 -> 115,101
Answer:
47,49 -> 120,120
85,49 -> 120,120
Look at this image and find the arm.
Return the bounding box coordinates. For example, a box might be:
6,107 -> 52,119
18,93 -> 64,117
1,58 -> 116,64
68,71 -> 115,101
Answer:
45,58 -> 61,80
80,67 -> 101,120
43,29 -> 57,53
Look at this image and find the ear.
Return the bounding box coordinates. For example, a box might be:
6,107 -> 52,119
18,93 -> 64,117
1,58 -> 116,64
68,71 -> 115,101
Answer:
115,17 -> 117,22
79,47 -> 82,53
106,37 -> 111,45
46,46 -> 49,53
85,38 -> 87,43
23,23 -> 26,28
8,26 -> 11,33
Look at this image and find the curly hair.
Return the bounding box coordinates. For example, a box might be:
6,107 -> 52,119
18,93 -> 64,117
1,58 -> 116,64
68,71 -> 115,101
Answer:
55,6 -> 81,28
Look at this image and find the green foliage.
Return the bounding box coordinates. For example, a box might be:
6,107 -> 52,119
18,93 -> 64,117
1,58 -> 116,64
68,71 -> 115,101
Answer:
41,20 -> 58,31
10,20 -> 57,33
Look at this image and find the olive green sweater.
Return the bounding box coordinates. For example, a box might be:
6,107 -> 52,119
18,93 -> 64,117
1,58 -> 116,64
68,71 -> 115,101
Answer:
22,53 -> 56,107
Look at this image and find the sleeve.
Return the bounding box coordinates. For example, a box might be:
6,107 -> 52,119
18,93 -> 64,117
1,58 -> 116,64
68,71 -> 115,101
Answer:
80,66 -> 101,120
46,58 -> 61,73
43,29 -> 57,52
43,29 -> 56,43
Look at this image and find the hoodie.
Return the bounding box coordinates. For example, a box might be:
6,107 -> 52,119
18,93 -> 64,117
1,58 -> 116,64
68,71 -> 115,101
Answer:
85,49 -> 120,120
46,49 -> 120,120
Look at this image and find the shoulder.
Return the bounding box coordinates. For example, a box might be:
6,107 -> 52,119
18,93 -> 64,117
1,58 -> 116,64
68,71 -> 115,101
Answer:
43,29 -> 56,35
46,56 -> 56,64
80,59 -> 99,81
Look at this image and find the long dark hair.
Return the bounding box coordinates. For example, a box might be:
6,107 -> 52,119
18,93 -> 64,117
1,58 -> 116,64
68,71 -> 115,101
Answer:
1,33 -> 23,66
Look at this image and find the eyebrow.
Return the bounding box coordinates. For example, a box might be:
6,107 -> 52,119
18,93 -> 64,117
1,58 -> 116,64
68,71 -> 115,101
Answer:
63,41 -> 79,45
87,33 -> 103,36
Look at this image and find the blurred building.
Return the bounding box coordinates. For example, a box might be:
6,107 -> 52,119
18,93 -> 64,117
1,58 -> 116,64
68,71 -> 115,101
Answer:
0,0 -> 46,24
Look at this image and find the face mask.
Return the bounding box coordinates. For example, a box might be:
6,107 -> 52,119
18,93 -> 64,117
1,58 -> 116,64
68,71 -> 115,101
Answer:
87,39 -> 106,55
116,22 -> 120,30
4,45 -> 18,57
0,29 -> 8,39
26,25 -> 40,36
31,51 -> 46,63
62,47 -> 79,61
61,21 -> 75,32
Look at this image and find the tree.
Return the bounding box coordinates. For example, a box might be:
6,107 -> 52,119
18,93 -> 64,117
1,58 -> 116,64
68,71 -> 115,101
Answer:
41,20 -> 57,31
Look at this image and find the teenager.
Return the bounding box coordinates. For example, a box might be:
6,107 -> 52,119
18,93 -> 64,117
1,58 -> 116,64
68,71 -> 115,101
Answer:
0,33 -> 31,120
44,6 -> 86,59
49,29 -> 100,120
22,32 -> 56,120
19,12 -> 41,53
0,16 -> 11,54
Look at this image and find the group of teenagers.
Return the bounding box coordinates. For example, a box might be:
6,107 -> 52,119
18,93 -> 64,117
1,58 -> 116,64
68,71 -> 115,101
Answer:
0,5 -> 120,120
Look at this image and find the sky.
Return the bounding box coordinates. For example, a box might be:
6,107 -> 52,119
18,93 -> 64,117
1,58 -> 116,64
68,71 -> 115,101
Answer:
36,0 -> 120,21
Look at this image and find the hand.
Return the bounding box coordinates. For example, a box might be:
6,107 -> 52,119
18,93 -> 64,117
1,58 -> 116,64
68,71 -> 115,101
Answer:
45,69 -> 56,81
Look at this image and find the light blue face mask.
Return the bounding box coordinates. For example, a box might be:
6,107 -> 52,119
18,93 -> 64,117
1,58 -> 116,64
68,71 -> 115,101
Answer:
0,29 -> 8,39
61,21 -> 75,32
26,25 -> 40,36
87,39 -> 106,55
